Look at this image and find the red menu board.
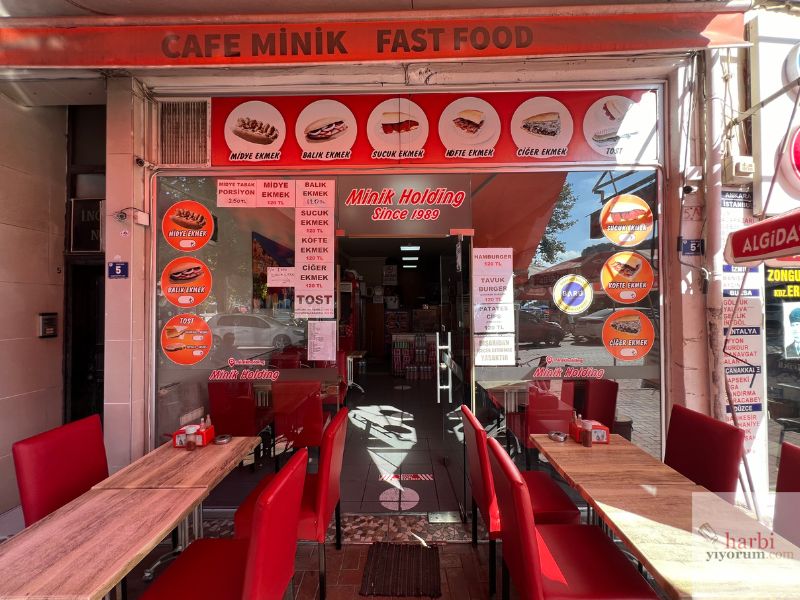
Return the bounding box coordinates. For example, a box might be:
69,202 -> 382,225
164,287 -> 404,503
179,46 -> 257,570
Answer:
211,89 -> 658,168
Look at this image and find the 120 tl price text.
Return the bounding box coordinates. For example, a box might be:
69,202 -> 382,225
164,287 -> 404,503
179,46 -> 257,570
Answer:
371,208 -> 441,221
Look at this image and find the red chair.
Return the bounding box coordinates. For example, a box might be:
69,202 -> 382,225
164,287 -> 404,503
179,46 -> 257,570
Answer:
664,405 -> 744,501
12,415 -> 109,526
774,442 -> 800,547
582,379 -> 618,430
487,437 -> 657,600
208,381 -> 272,437
235,408 -> 349,600
141,449 -> 308,600
462,406 -> 579,596
271,380 -> 324,449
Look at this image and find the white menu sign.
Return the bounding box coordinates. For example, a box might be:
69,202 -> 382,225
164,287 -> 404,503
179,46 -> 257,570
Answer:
308,320 -> 337,361
473,247 -> 516,365
295,180 -> 335,318
474,334 -> 516,366
257,179 -> 295,207
217,179 -> 258,207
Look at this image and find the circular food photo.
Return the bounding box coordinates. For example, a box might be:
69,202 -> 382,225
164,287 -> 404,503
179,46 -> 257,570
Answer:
161,313 -> 212,365
161,200 -> 214,253
599,194 -> 653,248
583,95 -> 648,157
438,97 -> 501,150
295,99 -> 357,158
510,97 -> 574,156
601,308 -> 655,361
600,251 -> 654,304
224,101 -> 286,155
366,98 -> 429,152
552,274 -> 593,315
160,257 -> 212,308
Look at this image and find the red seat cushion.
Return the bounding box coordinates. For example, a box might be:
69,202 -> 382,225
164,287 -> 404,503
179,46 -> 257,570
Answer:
461,405 -> 578,540
140,538 -> 248,600
487,437 -> 655,600
664,405 -> 744,500
774,442 -> 800,547
521,471 -> 580,526
235,472 -> 319,540
12,415 -> 109,527
535,524 -> 657,599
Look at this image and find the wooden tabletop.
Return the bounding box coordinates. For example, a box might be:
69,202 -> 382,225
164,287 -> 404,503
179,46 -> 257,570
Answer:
580,483 -> 800,598
93,436 -> 259,490
529,434 -> 800,598
530,434 -> 694,488
0,487 -> 205,600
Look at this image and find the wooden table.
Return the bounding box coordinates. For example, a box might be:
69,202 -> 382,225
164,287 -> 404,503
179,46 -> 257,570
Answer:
529,434 -> 800,598
0,488 -> 205,600
93,436 -> 259,490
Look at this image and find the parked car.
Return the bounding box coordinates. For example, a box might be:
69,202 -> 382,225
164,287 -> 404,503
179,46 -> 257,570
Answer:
517,311 -> 565,346
573,307 -> 655,343
206,313 -> 306,350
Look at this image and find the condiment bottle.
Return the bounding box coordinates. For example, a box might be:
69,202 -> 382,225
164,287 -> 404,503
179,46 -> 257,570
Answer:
582,419 -> 593,447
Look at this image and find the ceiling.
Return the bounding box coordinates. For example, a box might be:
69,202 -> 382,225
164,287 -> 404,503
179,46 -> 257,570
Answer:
0,0 -> 703,18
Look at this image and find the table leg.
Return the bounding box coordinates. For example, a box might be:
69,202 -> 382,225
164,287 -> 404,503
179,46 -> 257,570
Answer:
347,356 -> 365,393
143,519 -> 188,581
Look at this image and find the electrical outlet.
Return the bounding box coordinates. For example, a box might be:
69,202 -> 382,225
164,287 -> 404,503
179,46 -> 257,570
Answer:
723,155 -> 754,185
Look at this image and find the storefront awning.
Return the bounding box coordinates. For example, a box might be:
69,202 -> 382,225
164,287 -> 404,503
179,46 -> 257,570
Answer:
0,4 -> 748,69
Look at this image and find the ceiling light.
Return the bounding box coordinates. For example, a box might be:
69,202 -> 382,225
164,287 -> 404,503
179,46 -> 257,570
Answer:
402,264 -> 418,269
402,256 -> 419,261
400,245 -> 420,251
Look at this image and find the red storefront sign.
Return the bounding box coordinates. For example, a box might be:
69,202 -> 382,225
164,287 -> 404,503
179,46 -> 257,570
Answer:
211,90 -> 658,168
0,13 -> 744,68
725,208 -> 800,265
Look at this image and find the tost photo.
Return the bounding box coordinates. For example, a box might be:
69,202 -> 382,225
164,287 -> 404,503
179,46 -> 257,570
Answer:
784,303 -> 800,359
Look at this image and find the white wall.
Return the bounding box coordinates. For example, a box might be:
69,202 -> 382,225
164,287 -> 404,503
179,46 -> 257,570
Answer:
0,96 -> 66,513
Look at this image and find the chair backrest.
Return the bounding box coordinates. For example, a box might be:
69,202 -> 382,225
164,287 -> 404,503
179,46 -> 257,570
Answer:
272,381 -> 324,448
664,405 -> 744,499
312,408 -> 349,542
208,381 -> 257,437
12,415 -> 109,526
460,405 -> 498,534
243,448 -> 308,600
271,354 -> 302,369
582,378 -> 618,429
487,437 -> 544,600
774,442 -> 800,547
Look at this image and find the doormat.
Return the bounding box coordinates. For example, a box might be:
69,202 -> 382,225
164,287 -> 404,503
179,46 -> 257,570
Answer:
359,542 -> 441,597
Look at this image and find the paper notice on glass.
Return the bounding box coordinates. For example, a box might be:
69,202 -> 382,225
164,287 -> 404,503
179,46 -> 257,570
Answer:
472,248 -> 513,275
267,267 -> 295,287
308,320 -> 337,361
217,179 -> 258,207
474,334 -> 516,366
474,302 -> 515,333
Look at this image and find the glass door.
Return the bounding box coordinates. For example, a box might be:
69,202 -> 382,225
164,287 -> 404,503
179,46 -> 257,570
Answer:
434,235 -> 471,520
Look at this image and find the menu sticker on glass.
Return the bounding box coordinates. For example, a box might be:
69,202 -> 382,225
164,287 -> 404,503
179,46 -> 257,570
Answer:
257,180 -> 296,207
510,96 -> 573,159
161,200 -> 214,252
472,248 -> 513,274
295,179 -> 335,318
474,334 -> 516,366
439,97 -> 501,160
474,302 -> 515,333
601,309 -> 655,361
600,252 -> 654,304
552,274 -> 593,315
161,313 -> 212,365
217,180 -> 258,208
599,194 -> 653,247
224,100 -> 285,161
474,272 -> 513,304
161,257 -> 212,308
